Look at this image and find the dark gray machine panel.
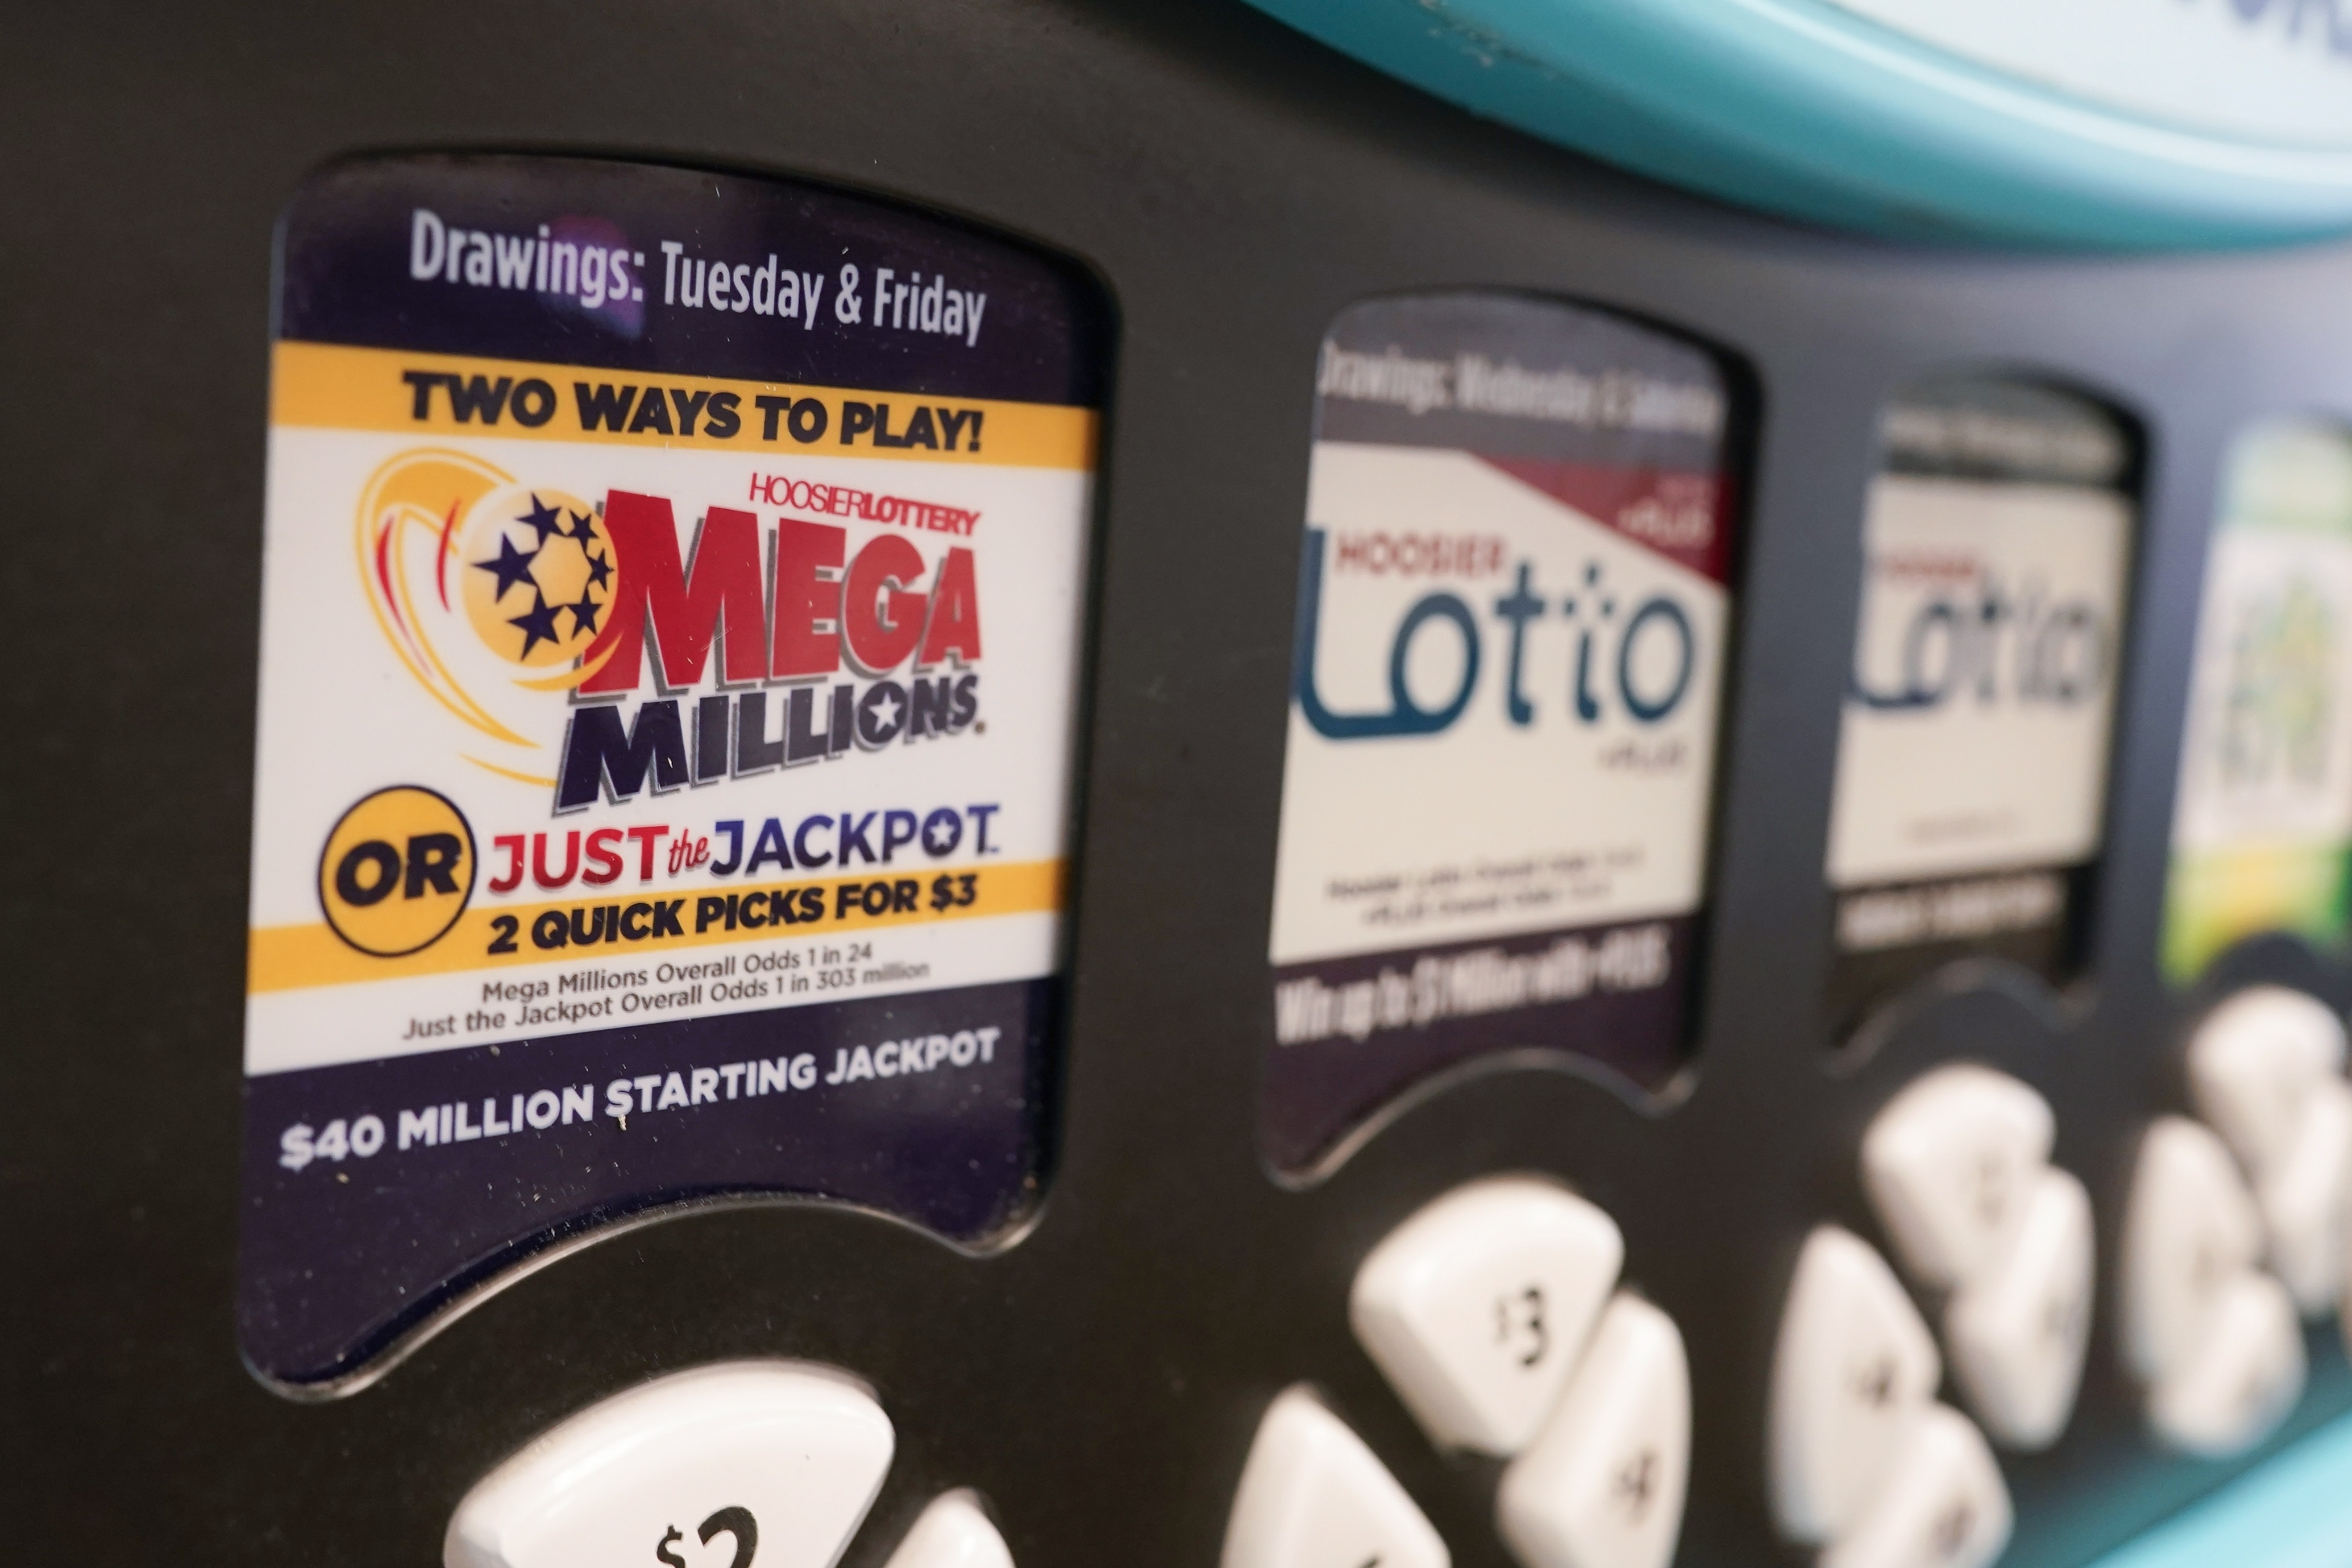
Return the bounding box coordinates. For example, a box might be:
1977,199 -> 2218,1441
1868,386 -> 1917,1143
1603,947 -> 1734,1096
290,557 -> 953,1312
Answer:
9,2 -> 2352,1565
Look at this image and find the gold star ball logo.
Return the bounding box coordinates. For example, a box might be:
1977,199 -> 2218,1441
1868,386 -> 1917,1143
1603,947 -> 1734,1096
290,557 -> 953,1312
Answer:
460,489 -> 614,668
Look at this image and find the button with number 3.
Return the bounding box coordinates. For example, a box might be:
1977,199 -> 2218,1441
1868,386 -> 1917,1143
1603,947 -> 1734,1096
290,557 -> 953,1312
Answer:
1352,1177 -> 1626,1455
1859,1064 -> 2055,1292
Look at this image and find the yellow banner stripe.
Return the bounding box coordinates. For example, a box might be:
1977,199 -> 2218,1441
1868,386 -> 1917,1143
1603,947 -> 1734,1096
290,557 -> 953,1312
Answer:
248,858 -> 1063,995
271,341 -> 1097,470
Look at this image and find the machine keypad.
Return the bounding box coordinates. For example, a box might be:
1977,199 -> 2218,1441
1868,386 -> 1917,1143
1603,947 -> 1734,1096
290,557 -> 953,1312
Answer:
2183,987 -> 2352,1316
1315,1180 -> 1694,1568
2255,1078 -> 2352,1312
2121,1116 -> 2266,1386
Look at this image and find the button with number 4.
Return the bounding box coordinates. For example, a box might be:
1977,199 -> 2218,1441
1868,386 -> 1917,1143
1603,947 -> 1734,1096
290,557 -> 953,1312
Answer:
1352,1177 -> 1624,1455
2256,1078 -> 2352,1315
2120,1117 -> 2262,1386
2147,1270 -> 2305,1458
1818,1403 -> 2012,1568
1943,1167 -> 2094,1451
1498,1294 -> 1690,1568
1768,1227 -> 1942,1545
443,1362 -> 895,1568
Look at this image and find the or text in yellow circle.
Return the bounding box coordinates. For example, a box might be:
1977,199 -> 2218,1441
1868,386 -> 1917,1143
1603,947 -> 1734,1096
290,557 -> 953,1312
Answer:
317,786 -> 476,956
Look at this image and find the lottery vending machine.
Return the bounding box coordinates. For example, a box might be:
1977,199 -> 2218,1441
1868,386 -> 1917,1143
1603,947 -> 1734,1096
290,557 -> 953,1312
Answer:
18,3 -> 2352,1568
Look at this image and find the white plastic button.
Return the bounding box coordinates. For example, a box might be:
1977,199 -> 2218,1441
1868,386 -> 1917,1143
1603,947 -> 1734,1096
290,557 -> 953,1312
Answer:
1768,1227 -> 1942,1545
2120,1117 -> 2263,1386
1351,1177 -> 1624,1455
2256,1077 -> 2352,1315
2146,1270 -> 2306,1458
444,1362 -> 894,1568
2187,987 -> 2346,1179
1497,1294 -> 1690,1568
879,1493 -> 1014,1568
1222,1387 -> 1449,1568
1943,1167 -> 2094,1451
1817,1404 -> 2013,1568
1860,1064 -> 2056,1290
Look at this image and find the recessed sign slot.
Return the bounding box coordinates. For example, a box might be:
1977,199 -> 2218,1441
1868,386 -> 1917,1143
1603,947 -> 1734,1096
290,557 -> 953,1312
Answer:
1262,292 -> 1746,1175
2163,418 -> 2352,982
239,153 -> 1107,1392
1824,375 -> 2138,1035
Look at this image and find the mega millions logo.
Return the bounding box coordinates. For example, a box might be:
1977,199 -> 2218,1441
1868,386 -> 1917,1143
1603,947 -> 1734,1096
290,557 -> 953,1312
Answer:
357,450 -> 620,784
354,447 -> 987,812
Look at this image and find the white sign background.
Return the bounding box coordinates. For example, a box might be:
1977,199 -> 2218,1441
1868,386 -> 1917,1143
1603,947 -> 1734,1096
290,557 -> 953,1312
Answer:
1827,475 -> 2131,889
2172,520 -> 2352,854
247,427 -> 1091,1075
1269,445 -> 1730,968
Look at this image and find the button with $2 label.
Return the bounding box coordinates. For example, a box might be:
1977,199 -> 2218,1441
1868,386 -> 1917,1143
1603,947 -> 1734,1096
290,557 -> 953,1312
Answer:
442,1361 -> 894,1568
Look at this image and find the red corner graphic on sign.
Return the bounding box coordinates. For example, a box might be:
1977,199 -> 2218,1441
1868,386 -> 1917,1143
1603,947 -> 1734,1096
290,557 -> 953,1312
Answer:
1477,455 -> 1734,585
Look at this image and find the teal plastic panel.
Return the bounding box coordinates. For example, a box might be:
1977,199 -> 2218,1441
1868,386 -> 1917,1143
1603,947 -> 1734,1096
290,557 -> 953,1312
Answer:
2087,1412 -> 2352,1568
1243,0 -> 2352,248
